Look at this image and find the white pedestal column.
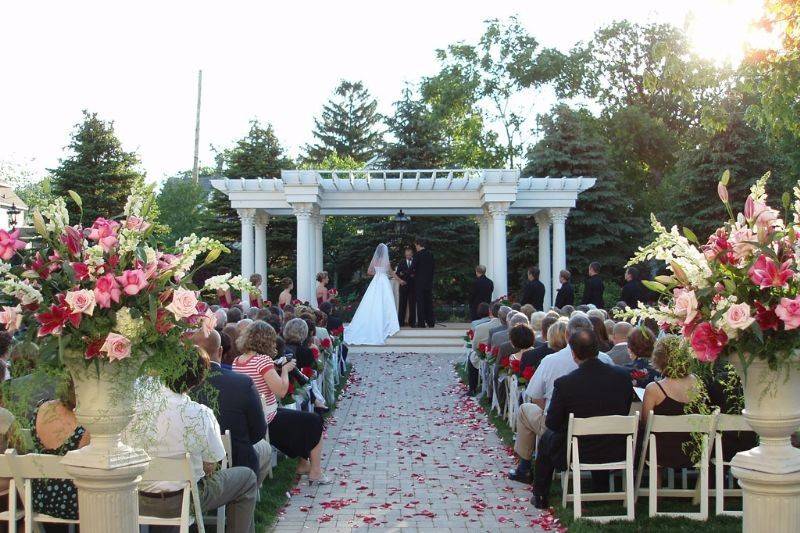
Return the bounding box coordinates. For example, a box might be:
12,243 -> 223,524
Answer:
254,212 -> 268,300
294,205 -> 315,305
534,210 -> 552,310
550,208 -> 569,297
238,209 -> 256,308
478,215 -> 489,269
488,203 -> 509,299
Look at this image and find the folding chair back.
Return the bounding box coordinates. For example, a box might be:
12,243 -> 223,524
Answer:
635,410 -> 717,520
562,412 -> 639,522
203,431 -> 231,533
6,452 -> 80,533
139,453 -> 206,533
0,451 -> 22,533
714,413 -> 750,517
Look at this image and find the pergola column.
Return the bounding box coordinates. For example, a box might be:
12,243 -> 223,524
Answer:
314,214 -> 325,275
534,210 -> 552,310
237,208 -> 256,307
478,215 -> 489,270
550,208 -> 570,297
293,204 -> 316,305
487,202 -> 509,299
254,211 -> 269,300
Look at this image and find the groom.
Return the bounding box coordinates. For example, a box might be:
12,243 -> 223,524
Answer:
414,238 -> 436,328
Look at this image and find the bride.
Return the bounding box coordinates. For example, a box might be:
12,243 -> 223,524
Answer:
344,243 -> 400,345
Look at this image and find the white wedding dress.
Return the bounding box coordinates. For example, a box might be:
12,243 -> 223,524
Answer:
344,244 -> 400,345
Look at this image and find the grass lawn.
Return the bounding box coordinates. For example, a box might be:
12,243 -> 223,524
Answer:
254,364 -> 352,531
454,362 -> 743,532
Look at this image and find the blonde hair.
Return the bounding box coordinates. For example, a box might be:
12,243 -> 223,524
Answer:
547,320 -> 568,350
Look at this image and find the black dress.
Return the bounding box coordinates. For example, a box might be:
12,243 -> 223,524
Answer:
649,381 -> 694,468
268,408 -> 324,459
31,402 -> 84,520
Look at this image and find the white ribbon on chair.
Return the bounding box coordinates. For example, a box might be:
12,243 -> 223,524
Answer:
507,376 -> 519,432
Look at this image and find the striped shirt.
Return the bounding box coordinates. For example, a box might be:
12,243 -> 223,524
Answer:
233,354 -> 277,423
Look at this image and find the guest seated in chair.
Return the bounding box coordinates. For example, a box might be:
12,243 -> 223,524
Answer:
126,352 -> 259,533
531,328 -> 634,509
520,315 -> 563,374
624,326 -> 660,389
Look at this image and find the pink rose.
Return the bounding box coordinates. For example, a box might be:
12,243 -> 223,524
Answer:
673,288 -> 699,325
115,269 -> 148,296
691,322 -> 728,362
200,309 -> 217,336
0,228 -> 26,261
748,254 -> 793,289
125,216 -> 151,232
776,295 -> 800,330
0,305 -> 23,333
94,273 -> 121,308
87,218 -> 120,252
64,289 -> 96,316
100,332 -> 132,361
165,288 -> 199,319
724,303 -> 755,331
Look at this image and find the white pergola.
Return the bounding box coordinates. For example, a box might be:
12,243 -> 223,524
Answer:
211,169 -> 595,309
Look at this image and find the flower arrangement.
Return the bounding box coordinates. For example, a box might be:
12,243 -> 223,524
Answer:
623,171 -> 800,369
475,342 -> 488,360
463,329 -> 474,348
0,186 -> 256,376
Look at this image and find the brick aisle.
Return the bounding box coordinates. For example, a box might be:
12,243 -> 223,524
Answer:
272,352 -> 554,532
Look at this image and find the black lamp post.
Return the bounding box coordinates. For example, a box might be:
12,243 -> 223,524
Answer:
6,203 -> 20,229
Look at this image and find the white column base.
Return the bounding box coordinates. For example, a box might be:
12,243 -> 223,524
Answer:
731,466 -> 800,532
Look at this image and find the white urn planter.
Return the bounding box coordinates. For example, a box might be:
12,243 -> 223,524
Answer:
731,357 -> 800,533
61,351 -> 150,533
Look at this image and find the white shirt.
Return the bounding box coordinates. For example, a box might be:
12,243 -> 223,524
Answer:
525,346 -> 615,411
124,382 -> 226,492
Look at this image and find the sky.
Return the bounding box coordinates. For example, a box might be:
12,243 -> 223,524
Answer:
0,0 -> 769,183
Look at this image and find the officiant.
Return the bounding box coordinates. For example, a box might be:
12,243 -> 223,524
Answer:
396,246 -> 416,327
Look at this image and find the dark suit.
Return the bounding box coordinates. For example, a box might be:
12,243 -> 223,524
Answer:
521,279 -> 546,311
582,274 -> 605,309
414,248 -> 436,327
396,257 -> 416,326
533,358 -> 634,496
202,362 -> 267,475
554,281 -> 574,308
470,275 -> 494,320
621,280 -> 643,309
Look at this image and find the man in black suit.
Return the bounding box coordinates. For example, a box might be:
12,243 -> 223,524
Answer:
620,266 -> 644,309
531,327 -> 634,509
520,266 -> 546,311
469,265 -> 494,320
553,269 -> 574,309
191,330 -> 271,485
414,238 -> 436,328
395,247 -> 417,327
581,261 -> 605,309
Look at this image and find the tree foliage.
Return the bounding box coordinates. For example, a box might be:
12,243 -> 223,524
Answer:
50,110 -> 144,223
156,172 -> 210,245
303,81 -> 383,164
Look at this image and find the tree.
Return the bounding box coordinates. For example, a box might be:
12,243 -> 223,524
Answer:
670,95 -> 775,237
524,104 -> 640,281
223,120 -> 293,178
303,81 -> 384,164
156,171 -> 210,245
0,159 -> 54,216
384,87 -> 445,169
431,17 -> 564,167
50,110 -> 144,223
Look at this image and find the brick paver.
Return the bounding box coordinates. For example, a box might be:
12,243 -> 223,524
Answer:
272,352 -> 551,532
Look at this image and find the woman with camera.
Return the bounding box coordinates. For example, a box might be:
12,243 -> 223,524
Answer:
233,321 -> 331,485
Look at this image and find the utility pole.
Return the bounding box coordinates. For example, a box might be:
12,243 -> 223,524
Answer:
192,69 -> 202,183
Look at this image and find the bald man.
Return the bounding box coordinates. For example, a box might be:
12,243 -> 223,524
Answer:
191,330 -> 272,486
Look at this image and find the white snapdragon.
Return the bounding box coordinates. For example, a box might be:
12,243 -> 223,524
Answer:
203,273 -> 232,291
117,228 -> 141,254
228,275 -> 257,294
40,198 -> 70,233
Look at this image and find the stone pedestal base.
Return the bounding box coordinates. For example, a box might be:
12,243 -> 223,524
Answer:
65,461 -> 149,533
732,465 -> 800,533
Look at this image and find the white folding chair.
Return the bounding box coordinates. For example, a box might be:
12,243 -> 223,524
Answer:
202,430 -> 231,532
506,376 -> 519,432
139,453 -> 206,533
0,450 -> 24,533
561,412 -> 639,522
5,451 -> 79,533
713,413 -> 750,517
635,411 -> 716,520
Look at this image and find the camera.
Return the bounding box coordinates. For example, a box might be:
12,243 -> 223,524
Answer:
274,354 -> 310,385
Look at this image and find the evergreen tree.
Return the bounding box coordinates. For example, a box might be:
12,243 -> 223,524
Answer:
156,171 -> 210,245
50,110 -> 143,223
671,96 -> 775,238
525,104 -> 640,282
384,88 -> 445,168
303,81 -> 384,164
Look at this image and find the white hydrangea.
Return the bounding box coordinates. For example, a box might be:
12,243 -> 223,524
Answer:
0,279 -> 44,306
40,198 -> 70,233
115,307 -> 145,342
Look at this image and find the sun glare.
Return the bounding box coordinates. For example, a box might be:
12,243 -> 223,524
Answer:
686,0 -> 778,65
